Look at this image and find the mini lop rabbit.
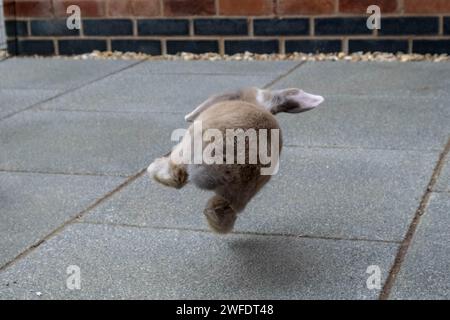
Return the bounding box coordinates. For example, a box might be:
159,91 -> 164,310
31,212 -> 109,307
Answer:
148,87 -> 324,233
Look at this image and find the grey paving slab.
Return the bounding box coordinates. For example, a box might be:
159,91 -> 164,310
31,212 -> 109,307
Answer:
126,60 -> 299,75
435,160 -> 450,192
0,58 -> 136,90
0,110 -> 185,176
38,73 -> 278,113
391,193 -> 450,299
0,223 -> 398,299
273,61 -> 450,98
0,89 -> 60,119
84,147 -> 438,242
0,172 -> 124,268
277,95 -> 450,150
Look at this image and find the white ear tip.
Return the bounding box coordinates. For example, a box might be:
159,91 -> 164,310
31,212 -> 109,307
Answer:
298,91 -> 325,108
315,95 -> 325,106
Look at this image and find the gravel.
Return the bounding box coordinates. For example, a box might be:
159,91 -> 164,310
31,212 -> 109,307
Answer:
0,50 -> 8,60
2,49 -> 450,62
66,50 -> 450,62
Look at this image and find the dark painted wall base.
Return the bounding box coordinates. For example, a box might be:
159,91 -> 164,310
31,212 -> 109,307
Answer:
5,17 -> 450,56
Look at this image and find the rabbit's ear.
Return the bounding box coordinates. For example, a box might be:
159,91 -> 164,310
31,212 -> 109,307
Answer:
270,88 -> 324,114
185,91 -> 241,122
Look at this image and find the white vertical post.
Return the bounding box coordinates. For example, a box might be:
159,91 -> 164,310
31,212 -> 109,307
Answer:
0,0 -> 6,50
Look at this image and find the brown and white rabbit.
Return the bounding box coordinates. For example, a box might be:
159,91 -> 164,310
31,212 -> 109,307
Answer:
147,87 -> 324,233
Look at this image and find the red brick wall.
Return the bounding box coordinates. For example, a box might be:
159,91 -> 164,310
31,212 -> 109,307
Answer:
4,0 -> 450,55
6,0 -> 450,18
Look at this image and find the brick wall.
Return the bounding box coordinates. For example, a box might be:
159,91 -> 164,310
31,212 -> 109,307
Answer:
4,0 -> 450,55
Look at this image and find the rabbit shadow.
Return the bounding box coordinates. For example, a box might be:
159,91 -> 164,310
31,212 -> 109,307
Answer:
223,236 -> 320,298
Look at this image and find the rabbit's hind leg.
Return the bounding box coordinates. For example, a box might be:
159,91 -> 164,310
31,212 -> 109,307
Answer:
147,156 -> 188,189
204,195 -> 237,234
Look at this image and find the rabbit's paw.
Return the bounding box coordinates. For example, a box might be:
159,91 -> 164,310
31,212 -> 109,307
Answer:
204,196 -> 237,234
147,157 -> 187,189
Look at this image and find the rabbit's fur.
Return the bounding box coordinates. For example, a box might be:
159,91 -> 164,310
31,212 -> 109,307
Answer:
148,87 -> 324,233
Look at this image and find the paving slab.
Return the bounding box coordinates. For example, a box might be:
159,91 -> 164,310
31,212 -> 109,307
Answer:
272,61 -> 450,98
84,147 -> 438,241
0,88 -> 59,119
0,110 -> 185,176
0,172 -> 124,268
38,73 -> 278,113
125,60 -> 299,75
277,95 -> 450,151
0,58 -> 136,90
391,192 -> 450,299
435,160 -> 450,192
0,223 -> 398,299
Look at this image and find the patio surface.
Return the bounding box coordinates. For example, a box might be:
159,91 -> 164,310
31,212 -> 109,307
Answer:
0,58 -> 449,299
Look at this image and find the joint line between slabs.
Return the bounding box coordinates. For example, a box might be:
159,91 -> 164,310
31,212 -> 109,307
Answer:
379,137 -> 450,300
263,60 -> 307,89
0,168 -> 147,273
0,59 -> 146,123
79,221 -> 402,244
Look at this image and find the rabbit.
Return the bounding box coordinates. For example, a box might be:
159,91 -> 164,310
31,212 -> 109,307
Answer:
147,87 -> 324,234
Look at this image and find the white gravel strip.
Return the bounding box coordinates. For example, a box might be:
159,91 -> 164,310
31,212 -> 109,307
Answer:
0,49 -> 8,60
68,50 -> 450,62
2,49 -> 450,62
